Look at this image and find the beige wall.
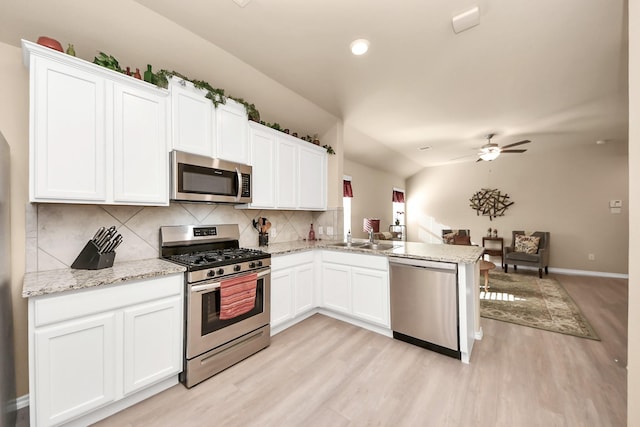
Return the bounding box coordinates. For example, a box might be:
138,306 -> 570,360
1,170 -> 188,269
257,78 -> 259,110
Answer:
406,143 -> 628,274
628,0 -> 638,424
344,159 -> 405,240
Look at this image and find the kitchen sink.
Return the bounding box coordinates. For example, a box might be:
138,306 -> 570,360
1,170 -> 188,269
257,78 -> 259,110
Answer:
358,242 -> 395,251
327,241 -> 397,251
327,242 -> 367,248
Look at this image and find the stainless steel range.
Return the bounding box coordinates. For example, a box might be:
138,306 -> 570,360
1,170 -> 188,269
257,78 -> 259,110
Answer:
160,224 -> 271,388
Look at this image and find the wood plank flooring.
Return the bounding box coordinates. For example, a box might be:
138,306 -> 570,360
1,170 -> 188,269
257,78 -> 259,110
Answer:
92,273 -> 627,427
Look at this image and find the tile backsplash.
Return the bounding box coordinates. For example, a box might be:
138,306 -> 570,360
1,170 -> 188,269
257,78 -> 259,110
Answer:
26,203 -> 342,272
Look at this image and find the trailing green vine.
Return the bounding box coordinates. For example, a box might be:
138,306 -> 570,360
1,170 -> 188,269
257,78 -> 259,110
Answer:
93,54 -> 334,154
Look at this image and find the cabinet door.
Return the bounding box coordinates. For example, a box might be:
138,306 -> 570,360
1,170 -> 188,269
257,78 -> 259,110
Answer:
321,263 -> 351,314
294,263 -> 315,316
113,84 -> 169,205
122,296 -> 183,395
34,312 -> 117,427
298,144 -> 327,210
271,269 -> 294,328
351,267 -> 390,327
216,100 -> 248,164
170,81 -> 215,157
276,136 -> 297,208
248,124 -> 276,207
31,57 -> 107,202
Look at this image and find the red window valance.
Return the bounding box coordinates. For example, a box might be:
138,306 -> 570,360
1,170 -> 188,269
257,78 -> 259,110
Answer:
392,190 -> 405,203
343,180 -> 353,198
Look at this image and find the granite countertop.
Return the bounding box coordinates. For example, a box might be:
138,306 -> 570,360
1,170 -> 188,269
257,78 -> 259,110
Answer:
23,258 -> 186,298
24,240 -> 483,298
257,239 -> 484,264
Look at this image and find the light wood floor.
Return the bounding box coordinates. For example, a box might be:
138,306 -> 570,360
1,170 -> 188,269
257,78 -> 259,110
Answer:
92,273 -> 628,427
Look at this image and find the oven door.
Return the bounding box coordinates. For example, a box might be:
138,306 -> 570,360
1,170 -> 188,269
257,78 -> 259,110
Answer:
186,267 -> 270,359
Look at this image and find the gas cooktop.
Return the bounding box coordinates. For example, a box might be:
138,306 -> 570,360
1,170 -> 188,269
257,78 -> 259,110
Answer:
168,248 -> 269,270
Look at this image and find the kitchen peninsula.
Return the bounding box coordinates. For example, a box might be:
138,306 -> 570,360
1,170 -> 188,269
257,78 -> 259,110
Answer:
262,239 -> 484,364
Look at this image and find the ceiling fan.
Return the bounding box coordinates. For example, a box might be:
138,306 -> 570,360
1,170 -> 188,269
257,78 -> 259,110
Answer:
477,133 -> 531,162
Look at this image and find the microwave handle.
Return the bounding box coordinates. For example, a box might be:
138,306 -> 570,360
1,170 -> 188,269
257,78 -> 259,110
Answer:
235,167 -> 242,202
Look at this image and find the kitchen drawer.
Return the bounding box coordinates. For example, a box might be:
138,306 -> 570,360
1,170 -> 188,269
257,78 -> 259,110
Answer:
34,274 -> 182,327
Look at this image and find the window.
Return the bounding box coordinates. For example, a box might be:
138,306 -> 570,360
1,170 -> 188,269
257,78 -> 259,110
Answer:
392,188 -> 405,226
343,176 -> 353,239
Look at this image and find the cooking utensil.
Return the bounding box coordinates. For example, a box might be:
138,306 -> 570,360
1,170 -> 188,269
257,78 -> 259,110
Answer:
92,227 -> 106,243
102,234 -> 122,254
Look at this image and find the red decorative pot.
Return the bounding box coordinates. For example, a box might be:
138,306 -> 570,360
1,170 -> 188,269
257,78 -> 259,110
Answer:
37,36 -> 63,52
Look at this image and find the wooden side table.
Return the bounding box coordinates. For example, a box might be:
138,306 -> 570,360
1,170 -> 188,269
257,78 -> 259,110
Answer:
482,237 -> 504,267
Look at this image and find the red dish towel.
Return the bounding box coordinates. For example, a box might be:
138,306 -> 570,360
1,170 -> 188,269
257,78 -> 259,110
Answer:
219,273 -> 258,320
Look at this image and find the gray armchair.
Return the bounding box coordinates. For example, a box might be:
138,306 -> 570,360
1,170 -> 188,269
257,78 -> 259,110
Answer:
504,231 -> 550,278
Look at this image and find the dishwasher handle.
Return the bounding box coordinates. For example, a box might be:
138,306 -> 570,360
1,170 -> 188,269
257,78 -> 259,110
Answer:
389,256 -> 457,272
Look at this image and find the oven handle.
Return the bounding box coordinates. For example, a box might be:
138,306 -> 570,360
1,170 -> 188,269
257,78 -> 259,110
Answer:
191,268 -> 270,293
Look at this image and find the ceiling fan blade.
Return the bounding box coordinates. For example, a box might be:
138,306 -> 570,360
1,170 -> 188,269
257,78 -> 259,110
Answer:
501,149 -> 527,153
501,139 -> 531,149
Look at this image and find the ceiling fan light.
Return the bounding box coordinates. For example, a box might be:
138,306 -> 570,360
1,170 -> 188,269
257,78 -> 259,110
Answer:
479,147 -> 500,161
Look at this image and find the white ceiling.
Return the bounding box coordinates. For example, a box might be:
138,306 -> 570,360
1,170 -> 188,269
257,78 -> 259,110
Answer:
0,0 -> 628,178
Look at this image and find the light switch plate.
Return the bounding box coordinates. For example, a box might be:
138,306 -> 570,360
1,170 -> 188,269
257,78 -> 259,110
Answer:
609,200 -> 622,208
318,226 -> 324,235
327,226 -> 334,236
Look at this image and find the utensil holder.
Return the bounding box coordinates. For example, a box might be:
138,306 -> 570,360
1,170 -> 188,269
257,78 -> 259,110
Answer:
258,232 -> 269,247
71,240 -> 116,270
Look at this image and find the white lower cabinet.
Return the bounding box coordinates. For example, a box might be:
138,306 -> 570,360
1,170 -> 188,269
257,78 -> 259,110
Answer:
29,274 -> 183,427
320,263 -> 351,314
270,252 -> 316,331
270,250 -> 391,336
34,313 -> 117,426
351,267 -> 389,326
122,297 -> 183,395
321,251 -> 390,328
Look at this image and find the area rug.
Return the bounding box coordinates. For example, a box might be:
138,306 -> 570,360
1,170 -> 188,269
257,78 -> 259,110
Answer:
480,271 -> 599,340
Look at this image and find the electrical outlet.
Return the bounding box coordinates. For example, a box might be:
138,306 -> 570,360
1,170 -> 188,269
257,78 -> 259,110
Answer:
327,226 -> 334,236
588,253 -> 595,261
271,227 -> 277,237
318,226 -> 324,235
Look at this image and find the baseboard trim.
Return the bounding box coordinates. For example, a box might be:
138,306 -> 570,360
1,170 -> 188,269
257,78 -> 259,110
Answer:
15,394 -> 29,410
504,264 -> 628,279
475,327 -> 484,340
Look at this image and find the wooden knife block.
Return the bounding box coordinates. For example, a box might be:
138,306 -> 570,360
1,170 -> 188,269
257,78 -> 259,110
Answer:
71,240 -> 116,270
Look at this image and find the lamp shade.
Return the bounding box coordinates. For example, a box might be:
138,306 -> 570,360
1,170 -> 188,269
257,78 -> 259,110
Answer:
363,218 -> 380,233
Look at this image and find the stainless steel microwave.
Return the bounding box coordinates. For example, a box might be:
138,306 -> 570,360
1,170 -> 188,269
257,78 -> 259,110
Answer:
170,150 -> 252,203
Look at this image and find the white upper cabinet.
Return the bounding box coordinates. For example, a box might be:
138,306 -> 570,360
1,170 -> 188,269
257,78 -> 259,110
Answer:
216,99 -> 249,164
23,40 -> 169,206
168,78 -> 249,164
247,122 -> 276,208
244,122 -> 327,211
30,54 -> 107,202
113,83 -> 168,204
298,143 -> 327,210
169,78 -> 216,158
275,135 -> 298,209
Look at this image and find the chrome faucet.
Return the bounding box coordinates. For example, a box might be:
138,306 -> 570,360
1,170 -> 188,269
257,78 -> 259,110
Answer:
368,229 -> 375,243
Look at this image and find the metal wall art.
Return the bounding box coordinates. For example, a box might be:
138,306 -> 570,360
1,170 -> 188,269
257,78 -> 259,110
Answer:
469,188 -> 514,220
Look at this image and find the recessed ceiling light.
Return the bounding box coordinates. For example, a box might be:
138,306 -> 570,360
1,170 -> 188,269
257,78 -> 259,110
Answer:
350,39 -> 370,56
596,139 -> 608,145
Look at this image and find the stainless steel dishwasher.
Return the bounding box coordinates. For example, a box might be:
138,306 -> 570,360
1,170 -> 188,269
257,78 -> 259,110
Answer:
389,257 -> 460,359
